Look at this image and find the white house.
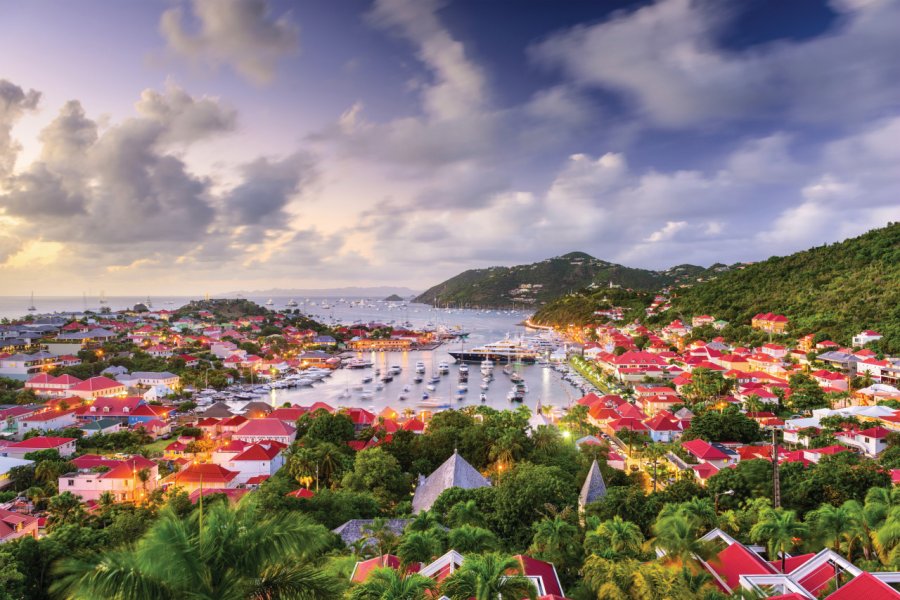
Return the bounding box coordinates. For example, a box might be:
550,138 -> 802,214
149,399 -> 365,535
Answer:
222,443 -> 285,485
853,330 -> 883,348
837,426 -> 890,457
17,409 -> 79,437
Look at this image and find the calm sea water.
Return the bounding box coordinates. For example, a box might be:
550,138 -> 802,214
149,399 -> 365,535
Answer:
1,296 -> 583,411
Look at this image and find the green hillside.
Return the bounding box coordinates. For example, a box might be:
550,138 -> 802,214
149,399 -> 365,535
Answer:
662,223 -> 900,351
415,252 -> 721,308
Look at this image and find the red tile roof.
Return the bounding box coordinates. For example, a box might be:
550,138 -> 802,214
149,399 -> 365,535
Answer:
234,418 -> 296,438
170,463 -> 238,485
825,572 -> 900,599
707,542 -> 777,591
8,436 -> 75,449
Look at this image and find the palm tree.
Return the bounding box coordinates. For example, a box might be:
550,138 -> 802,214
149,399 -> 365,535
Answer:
679,497 -> 717,534
53,497 -> 341,600
488,432 -> 523,469
809,502 -> 858,551
362,518 -> 400,557
348,567 -> 436,600
407,510 -> 442,532
397,531 -> 443,567
441,553 -> 537,600
448,525 -> 498,553
528,514 -> 580,566
653,514 -> 708,565
581,555 -> 635,599
447,499 -> 486,528
585,516 -> 645,558
750,507 -> 808,573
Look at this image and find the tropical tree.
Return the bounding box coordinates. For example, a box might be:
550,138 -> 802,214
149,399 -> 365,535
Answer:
53,498 -> 341,600
584,516 -> 645,559
448,525 -> 498,553
653,514 -> 709,565
808,502 -> 859,551
348,567 -> 436,600
447,499 -> 487,528
362,518 -> 400,557
528,513 -> 580,567
407,510 -> 443,533
397,531 -> 443,567
441,553 -> 537,600
488,432 -> 524,469
750,507 -> 809,573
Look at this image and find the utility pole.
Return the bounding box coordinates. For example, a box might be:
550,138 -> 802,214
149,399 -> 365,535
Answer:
771,428 -> 781,508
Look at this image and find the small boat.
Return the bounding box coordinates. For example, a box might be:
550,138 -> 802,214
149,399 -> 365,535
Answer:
375,383 -> 384,391
422,392 -> 430,400
390,365 -> 402,375
415,361 -> 426,373
413,375 -> 423,383
265,298 -> 274,306
380,373 -> 393,383
346,358 -> 373,369
458,364 -> 469,375
362,376 -> 373,384
438,362 -> 450,374
287,299 -> 298,307
403,385 -> 411,393
480,382 -> 489,390
457,384 -> 467,392
479,393 -> 487,402
480,359 -> 494,375
426,383 -> 437,392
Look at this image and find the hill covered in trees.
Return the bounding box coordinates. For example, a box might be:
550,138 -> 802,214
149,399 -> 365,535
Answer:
664,222 -> 900,351
415,252 -> 728,308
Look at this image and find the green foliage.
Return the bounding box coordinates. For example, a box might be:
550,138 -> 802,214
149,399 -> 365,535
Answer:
681,406 -> 762,444
342,448 -> 410,506
417,252 -> 712,309
668,223 -> 900,351
492,462 -> 577,548
53,498 -> 342,600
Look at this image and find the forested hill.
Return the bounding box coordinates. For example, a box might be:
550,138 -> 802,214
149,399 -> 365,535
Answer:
415,252 -> 724,307
664,223 -> 900,350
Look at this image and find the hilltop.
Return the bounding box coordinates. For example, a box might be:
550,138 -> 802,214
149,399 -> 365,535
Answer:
533,223 -> 900,352
415,252 -> 727,307
663,222 -> 900,351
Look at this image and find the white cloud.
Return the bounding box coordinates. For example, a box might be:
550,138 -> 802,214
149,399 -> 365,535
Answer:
160,0 -> 299,85
532,0 -> 900,127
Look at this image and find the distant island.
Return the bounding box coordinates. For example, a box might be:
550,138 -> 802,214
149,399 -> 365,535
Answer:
384,294 -> 404,302
415,251 -> 731,308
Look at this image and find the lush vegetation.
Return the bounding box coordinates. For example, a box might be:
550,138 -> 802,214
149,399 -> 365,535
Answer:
664,222 -> 900,352
533,288 -> 654,327
416,252 -> 727,308
7,402 -> 900,599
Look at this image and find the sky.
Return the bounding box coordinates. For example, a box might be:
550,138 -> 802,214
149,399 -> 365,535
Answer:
0,0 -> 898,296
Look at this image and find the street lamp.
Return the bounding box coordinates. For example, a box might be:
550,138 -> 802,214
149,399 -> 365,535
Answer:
714,489 -> 735,513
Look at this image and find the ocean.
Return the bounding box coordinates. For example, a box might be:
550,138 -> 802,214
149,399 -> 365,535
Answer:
1,295 -> 584,411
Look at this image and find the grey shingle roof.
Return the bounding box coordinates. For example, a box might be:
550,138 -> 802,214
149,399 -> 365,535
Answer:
331,519 -> 410,547
202,402 -> 235,418
411,449 -> 490,514
579,459 -> 607,509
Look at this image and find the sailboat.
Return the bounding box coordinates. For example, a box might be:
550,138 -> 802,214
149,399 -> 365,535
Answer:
27,292 -> 36,312
265,298 -> 274,306
99,291 -> 108,306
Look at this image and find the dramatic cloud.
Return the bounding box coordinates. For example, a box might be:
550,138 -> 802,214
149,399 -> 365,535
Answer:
0,82 -> 331,286
532,0 -> 900,127
160,0 -> 299,84
0,80 -> 41,177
